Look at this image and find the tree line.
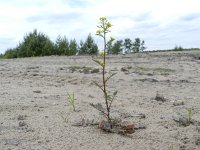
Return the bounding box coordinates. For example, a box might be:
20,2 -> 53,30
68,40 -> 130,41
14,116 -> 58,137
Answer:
1,29 -> 146,59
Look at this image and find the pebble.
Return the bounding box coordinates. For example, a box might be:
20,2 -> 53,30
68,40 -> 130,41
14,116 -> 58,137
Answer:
173,100 -> 185,106
19,121 -> 27,127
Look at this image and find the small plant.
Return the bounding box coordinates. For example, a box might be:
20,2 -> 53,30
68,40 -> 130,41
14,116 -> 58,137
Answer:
186,108 -> 195,123
67,92 -> 75,112
169,144 -> 174,150
174,107 -> 196,126
91,17 -> 116,127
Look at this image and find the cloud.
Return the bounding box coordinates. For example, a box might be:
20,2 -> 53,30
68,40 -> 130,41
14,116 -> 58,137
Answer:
26,12 -> 83,24
0,37 -> 17,53
179,12 -> 200,22
64,0 -> 90,8
0,0 -> 200,53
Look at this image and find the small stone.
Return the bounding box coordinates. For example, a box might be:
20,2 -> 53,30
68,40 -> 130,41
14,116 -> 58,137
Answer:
173,100 -> 184,106
17,115 -> 27,120
155,92 -> 167,102
33,90 -> 41,93
135,123 -> 146,129
98,120 -> 112,131
19,121 -> 27,127
82,68 -> 90,74
4,139 -> 20,146
172,115 -> 190,126
120,121 -> 135,134
91,68 -> 99,73
121,67 -> 128,72
196,138 -> 200,145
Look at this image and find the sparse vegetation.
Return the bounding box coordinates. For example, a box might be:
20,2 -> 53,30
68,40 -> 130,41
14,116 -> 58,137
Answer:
186,108 -> 195,123
170,144 -> 174,150
135,66 -> 175,73
121,66 -> 176,75
174,107 -> 197,126
67,92 -> 76,112
68,66 -> 94,73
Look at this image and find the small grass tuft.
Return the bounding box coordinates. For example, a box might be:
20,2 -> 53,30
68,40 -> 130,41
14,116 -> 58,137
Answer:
135,66 -> 175,74
170,144 -> 174,150
67,92 -> 76,112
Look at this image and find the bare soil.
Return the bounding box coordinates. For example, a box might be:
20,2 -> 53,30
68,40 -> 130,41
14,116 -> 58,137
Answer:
0,51 -> 200,150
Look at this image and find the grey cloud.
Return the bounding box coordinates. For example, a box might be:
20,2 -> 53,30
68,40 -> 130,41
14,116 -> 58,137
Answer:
64,0 -> 89,8
0,37 -> 17,53
136,21 -> 160,29
26,12 -> 83,24
180,12 -> 200,21
133,12 -> 152,22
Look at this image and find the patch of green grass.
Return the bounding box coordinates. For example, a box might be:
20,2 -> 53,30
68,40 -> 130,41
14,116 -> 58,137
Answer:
135,66 -> 151,72
169,145 -> 174,150
186,108 -> 195,123
135,66 -> 175,73
152,67 -> 175,73
68,66 -> 93,72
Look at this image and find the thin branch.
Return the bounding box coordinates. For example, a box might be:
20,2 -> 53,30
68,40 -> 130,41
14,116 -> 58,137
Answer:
105,73 -> 117,84
93,81 -> 104,92
90,103 -> 107,116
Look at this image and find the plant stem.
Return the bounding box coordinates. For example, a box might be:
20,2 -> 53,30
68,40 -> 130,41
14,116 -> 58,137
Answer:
102,24 -> 111,124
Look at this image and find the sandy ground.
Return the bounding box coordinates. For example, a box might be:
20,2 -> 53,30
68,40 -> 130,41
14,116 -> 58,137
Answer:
0,51 -> 200,150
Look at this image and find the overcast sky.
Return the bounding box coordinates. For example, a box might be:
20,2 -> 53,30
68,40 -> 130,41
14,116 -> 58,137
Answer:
0,0 -> 200,54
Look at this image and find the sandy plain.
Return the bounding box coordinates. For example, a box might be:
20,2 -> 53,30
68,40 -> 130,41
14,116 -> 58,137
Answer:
0,51 -> 200,150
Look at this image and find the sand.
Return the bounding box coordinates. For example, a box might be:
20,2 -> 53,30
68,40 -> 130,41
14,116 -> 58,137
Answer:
0,51 -> 200,150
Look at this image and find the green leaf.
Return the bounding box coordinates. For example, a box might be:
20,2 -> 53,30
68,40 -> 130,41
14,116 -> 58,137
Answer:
67,92 -> 75,111
107,22 -> 112,28
113,90 -> 118,96
110,36 -> 115,42
92,59 -> 104,67
96,30 -> 101,34
90,103 -> 106,115
107,95 -> 112,101
100,17 -> 106,21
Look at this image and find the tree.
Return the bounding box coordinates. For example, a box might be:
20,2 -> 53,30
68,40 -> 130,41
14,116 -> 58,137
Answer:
16,29 -> 55,57
107,40 -> 113,54
108,40 -> 123,54
79,33 -> 98,55
69,39 -> 78,56
124,38 -> 132,53
132,38 -> 146,52
55,35 -> 69,55
4,48 -> 18,59
173,45 -> 183,51
0,53 -> 3,58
